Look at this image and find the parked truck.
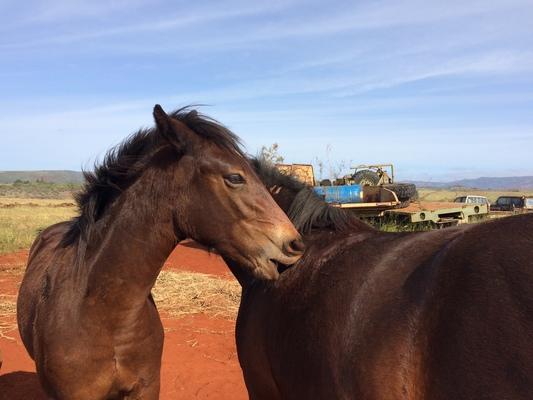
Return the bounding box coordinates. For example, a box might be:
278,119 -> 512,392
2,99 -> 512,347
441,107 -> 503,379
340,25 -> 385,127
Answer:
490,195 -> 533,212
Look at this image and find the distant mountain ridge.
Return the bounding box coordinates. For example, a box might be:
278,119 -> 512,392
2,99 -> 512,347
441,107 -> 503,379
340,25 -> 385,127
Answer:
410,176 -> 533,190
1,170 -> 533,190
0,170 -> 84,184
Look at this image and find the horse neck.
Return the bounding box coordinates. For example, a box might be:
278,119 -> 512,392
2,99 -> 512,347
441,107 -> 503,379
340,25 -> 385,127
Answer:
83,170 -> 182,309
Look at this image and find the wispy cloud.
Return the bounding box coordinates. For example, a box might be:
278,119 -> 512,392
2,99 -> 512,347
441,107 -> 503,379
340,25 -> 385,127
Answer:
1,1 -> 299,49
188,0 -> 533,43
4,0 -> 531,52
26,0 -> 150,22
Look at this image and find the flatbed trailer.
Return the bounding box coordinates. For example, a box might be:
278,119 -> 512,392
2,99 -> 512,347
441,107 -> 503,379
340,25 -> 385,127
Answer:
331,198 -> 489,226
385,201 -> 489,226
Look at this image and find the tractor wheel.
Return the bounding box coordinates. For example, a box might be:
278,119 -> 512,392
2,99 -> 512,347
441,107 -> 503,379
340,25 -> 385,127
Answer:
352,170 -> 380,186
320,179 -> 332,186
384,183 -> 417,201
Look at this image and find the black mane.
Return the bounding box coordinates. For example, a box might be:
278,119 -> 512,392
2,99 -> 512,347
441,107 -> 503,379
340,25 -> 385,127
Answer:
62,107 -> 244,246
250,158 -> 368,234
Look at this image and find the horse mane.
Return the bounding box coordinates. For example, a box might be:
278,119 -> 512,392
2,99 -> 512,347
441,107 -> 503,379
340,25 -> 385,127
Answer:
250,158 -> 369,234
61,107 -> 244,246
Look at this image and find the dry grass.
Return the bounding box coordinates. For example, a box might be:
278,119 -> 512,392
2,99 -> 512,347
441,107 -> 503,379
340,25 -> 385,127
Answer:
0,182 -> 79,199
0,197 -> 75,207
153,271 -> 241,319
0,263 -> 26,276
0,198 -> 77,254
0,295 -> 17,339
0,296 -> 16,314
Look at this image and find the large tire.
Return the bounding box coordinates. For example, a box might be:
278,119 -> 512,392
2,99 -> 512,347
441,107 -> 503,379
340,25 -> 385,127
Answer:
384,183 -> 417,201
352,170 -> 380,186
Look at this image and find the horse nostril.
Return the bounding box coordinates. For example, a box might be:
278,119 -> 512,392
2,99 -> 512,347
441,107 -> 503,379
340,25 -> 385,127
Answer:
286,238 -> 305,255
293,238 -> 305,253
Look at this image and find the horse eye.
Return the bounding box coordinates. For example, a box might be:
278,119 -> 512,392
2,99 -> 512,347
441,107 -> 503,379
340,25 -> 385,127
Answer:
224,174 -> 245,185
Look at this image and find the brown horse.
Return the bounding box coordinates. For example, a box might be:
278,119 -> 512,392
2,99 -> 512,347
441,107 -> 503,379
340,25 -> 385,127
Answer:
16,107 -> 303,400
227,159 -> 533,400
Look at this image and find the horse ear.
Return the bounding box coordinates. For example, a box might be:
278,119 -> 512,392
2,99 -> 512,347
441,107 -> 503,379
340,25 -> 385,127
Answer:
153,104 -> 170,133
153,104 -> 183,149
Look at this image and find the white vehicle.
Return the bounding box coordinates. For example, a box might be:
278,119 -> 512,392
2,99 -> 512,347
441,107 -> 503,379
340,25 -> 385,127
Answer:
454,195 -> 490,207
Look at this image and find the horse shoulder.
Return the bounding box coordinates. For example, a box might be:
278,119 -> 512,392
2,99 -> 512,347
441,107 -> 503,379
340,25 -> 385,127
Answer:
17,221 -> 76,359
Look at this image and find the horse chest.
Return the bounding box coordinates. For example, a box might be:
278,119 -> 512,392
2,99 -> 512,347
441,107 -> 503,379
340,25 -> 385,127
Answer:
34,295 -> 162,396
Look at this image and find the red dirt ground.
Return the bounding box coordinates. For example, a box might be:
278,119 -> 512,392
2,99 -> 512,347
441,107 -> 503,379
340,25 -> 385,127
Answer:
0,241 -> 247,400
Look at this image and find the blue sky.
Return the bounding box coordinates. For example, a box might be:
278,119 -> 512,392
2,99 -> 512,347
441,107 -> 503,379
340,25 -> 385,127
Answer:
1,0 -> 532,181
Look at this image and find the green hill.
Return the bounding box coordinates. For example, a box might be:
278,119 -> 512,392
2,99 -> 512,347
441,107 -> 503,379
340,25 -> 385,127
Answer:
411,176 -> 533,190
0,170 -> 83,184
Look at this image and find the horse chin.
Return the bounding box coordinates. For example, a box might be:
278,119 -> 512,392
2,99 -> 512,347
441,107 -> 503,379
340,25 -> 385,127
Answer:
227,247 -> 302,281
253,259 -> 280,281
253,256 -> 302,280
226,252 -> 280,281
252,252 -> 303,280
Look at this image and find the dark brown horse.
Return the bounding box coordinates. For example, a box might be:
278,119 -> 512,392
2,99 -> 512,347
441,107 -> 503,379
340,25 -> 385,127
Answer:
16,107 -> 303,400
228,159 -> 533,400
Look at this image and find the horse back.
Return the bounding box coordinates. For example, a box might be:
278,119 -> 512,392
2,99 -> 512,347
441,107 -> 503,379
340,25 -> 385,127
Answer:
425,213 -> 533,399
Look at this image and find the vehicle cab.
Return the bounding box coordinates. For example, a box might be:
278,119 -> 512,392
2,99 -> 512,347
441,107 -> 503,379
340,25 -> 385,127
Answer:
490,196 -> 526,212
454,195 -> 490,207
